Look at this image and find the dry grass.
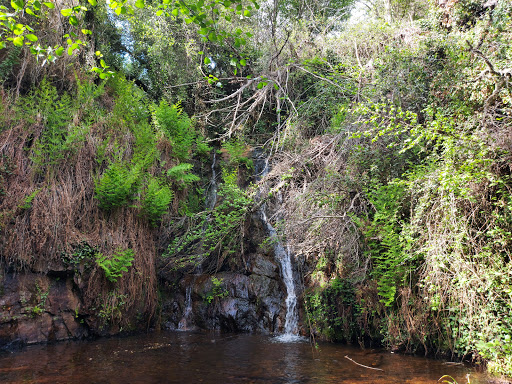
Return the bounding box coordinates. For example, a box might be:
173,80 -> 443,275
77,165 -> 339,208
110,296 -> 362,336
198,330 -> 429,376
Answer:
0,84 -> 159,330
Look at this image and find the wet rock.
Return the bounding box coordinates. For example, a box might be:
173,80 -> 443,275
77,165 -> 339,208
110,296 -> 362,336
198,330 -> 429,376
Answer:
160,251 -> 287,333
250,254 -> 279,278
0,270 -> 89,347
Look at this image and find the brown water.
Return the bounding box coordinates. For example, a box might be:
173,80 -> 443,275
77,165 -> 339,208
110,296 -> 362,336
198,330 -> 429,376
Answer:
0,332 -> 488,384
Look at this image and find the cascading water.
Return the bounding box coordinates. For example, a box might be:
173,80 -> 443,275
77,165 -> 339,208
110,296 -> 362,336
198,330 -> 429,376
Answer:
178,285 -> 193,331
256,153 -> 303,342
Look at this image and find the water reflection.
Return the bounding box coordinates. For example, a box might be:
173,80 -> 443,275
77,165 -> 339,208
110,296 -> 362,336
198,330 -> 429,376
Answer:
0,332 -> 488,384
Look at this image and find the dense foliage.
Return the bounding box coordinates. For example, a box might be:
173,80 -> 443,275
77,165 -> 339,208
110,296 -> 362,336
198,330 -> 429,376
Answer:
1,0 -> 512,378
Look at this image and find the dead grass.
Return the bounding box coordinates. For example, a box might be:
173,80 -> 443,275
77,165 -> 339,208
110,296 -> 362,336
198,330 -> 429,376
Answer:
0,84 -> 159,330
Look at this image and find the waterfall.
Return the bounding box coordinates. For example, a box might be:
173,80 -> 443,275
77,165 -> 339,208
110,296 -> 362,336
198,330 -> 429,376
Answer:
256,153 -> 303,342
178,285 -> 193,331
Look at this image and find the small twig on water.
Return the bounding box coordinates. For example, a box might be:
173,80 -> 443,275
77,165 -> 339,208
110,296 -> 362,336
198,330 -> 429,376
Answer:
344,355 -> 384,371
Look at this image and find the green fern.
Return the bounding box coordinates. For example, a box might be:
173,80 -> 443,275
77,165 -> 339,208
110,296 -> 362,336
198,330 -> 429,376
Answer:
140,177 -> 174,226
96,248 -> 135,283
167,163 -> 200,186
94,162 -> 141,211
151,100 -> 195,161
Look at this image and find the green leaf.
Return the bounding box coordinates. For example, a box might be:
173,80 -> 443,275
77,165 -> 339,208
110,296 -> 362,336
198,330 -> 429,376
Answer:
100,59 -> 106,68
25,33 -> 38,42
243,9 -> 250,16
55,46 -> 64,56
208,32 -> 217,42
81,29 -> 92,35
69,15 -> 78,25
67,46 -> 74,55
239,58 -> 246,66
0,41 -> 6,50
171,8 -> 178,16
26,8 -> 35,15
115,6 -> 121,15
61,8 -> 73,16
11,0 -> 23,11
257,81 -> 267,89
43,1 -> 54,8
135,0 -> 144,8
12,36 -> 23,46
88,0 -> 97,5
204,56 -> 211,64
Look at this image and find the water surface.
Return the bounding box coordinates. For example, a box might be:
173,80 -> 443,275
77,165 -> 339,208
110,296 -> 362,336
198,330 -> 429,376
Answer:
0,332 -> 488,383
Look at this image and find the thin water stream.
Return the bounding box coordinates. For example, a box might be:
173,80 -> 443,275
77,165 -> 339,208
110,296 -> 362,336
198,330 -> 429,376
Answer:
257,154 -> 302,341
0,332 -> 489,383
177,285 -> 193,331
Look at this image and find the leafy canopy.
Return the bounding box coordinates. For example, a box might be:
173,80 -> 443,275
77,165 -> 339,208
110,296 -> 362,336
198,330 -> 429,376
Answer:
0,0 -> 258,76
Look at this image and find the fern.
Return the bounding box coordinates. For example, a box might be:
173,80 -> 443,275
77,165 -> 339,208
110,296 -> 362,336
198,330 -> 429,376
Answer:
132,121 -> 158,170
151,100 -> 195,161
25,79 -> 78,168
167,163 -> 200,186
94,162 -> 141,211
96,248 -> 135,283
140,177 -> 174,226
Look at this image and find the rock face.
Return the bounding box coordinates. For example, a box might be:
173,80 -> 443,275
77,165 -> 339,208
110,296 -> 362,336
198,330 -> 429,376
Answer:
0,269 -> 89,349
161,253 -> 287,333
